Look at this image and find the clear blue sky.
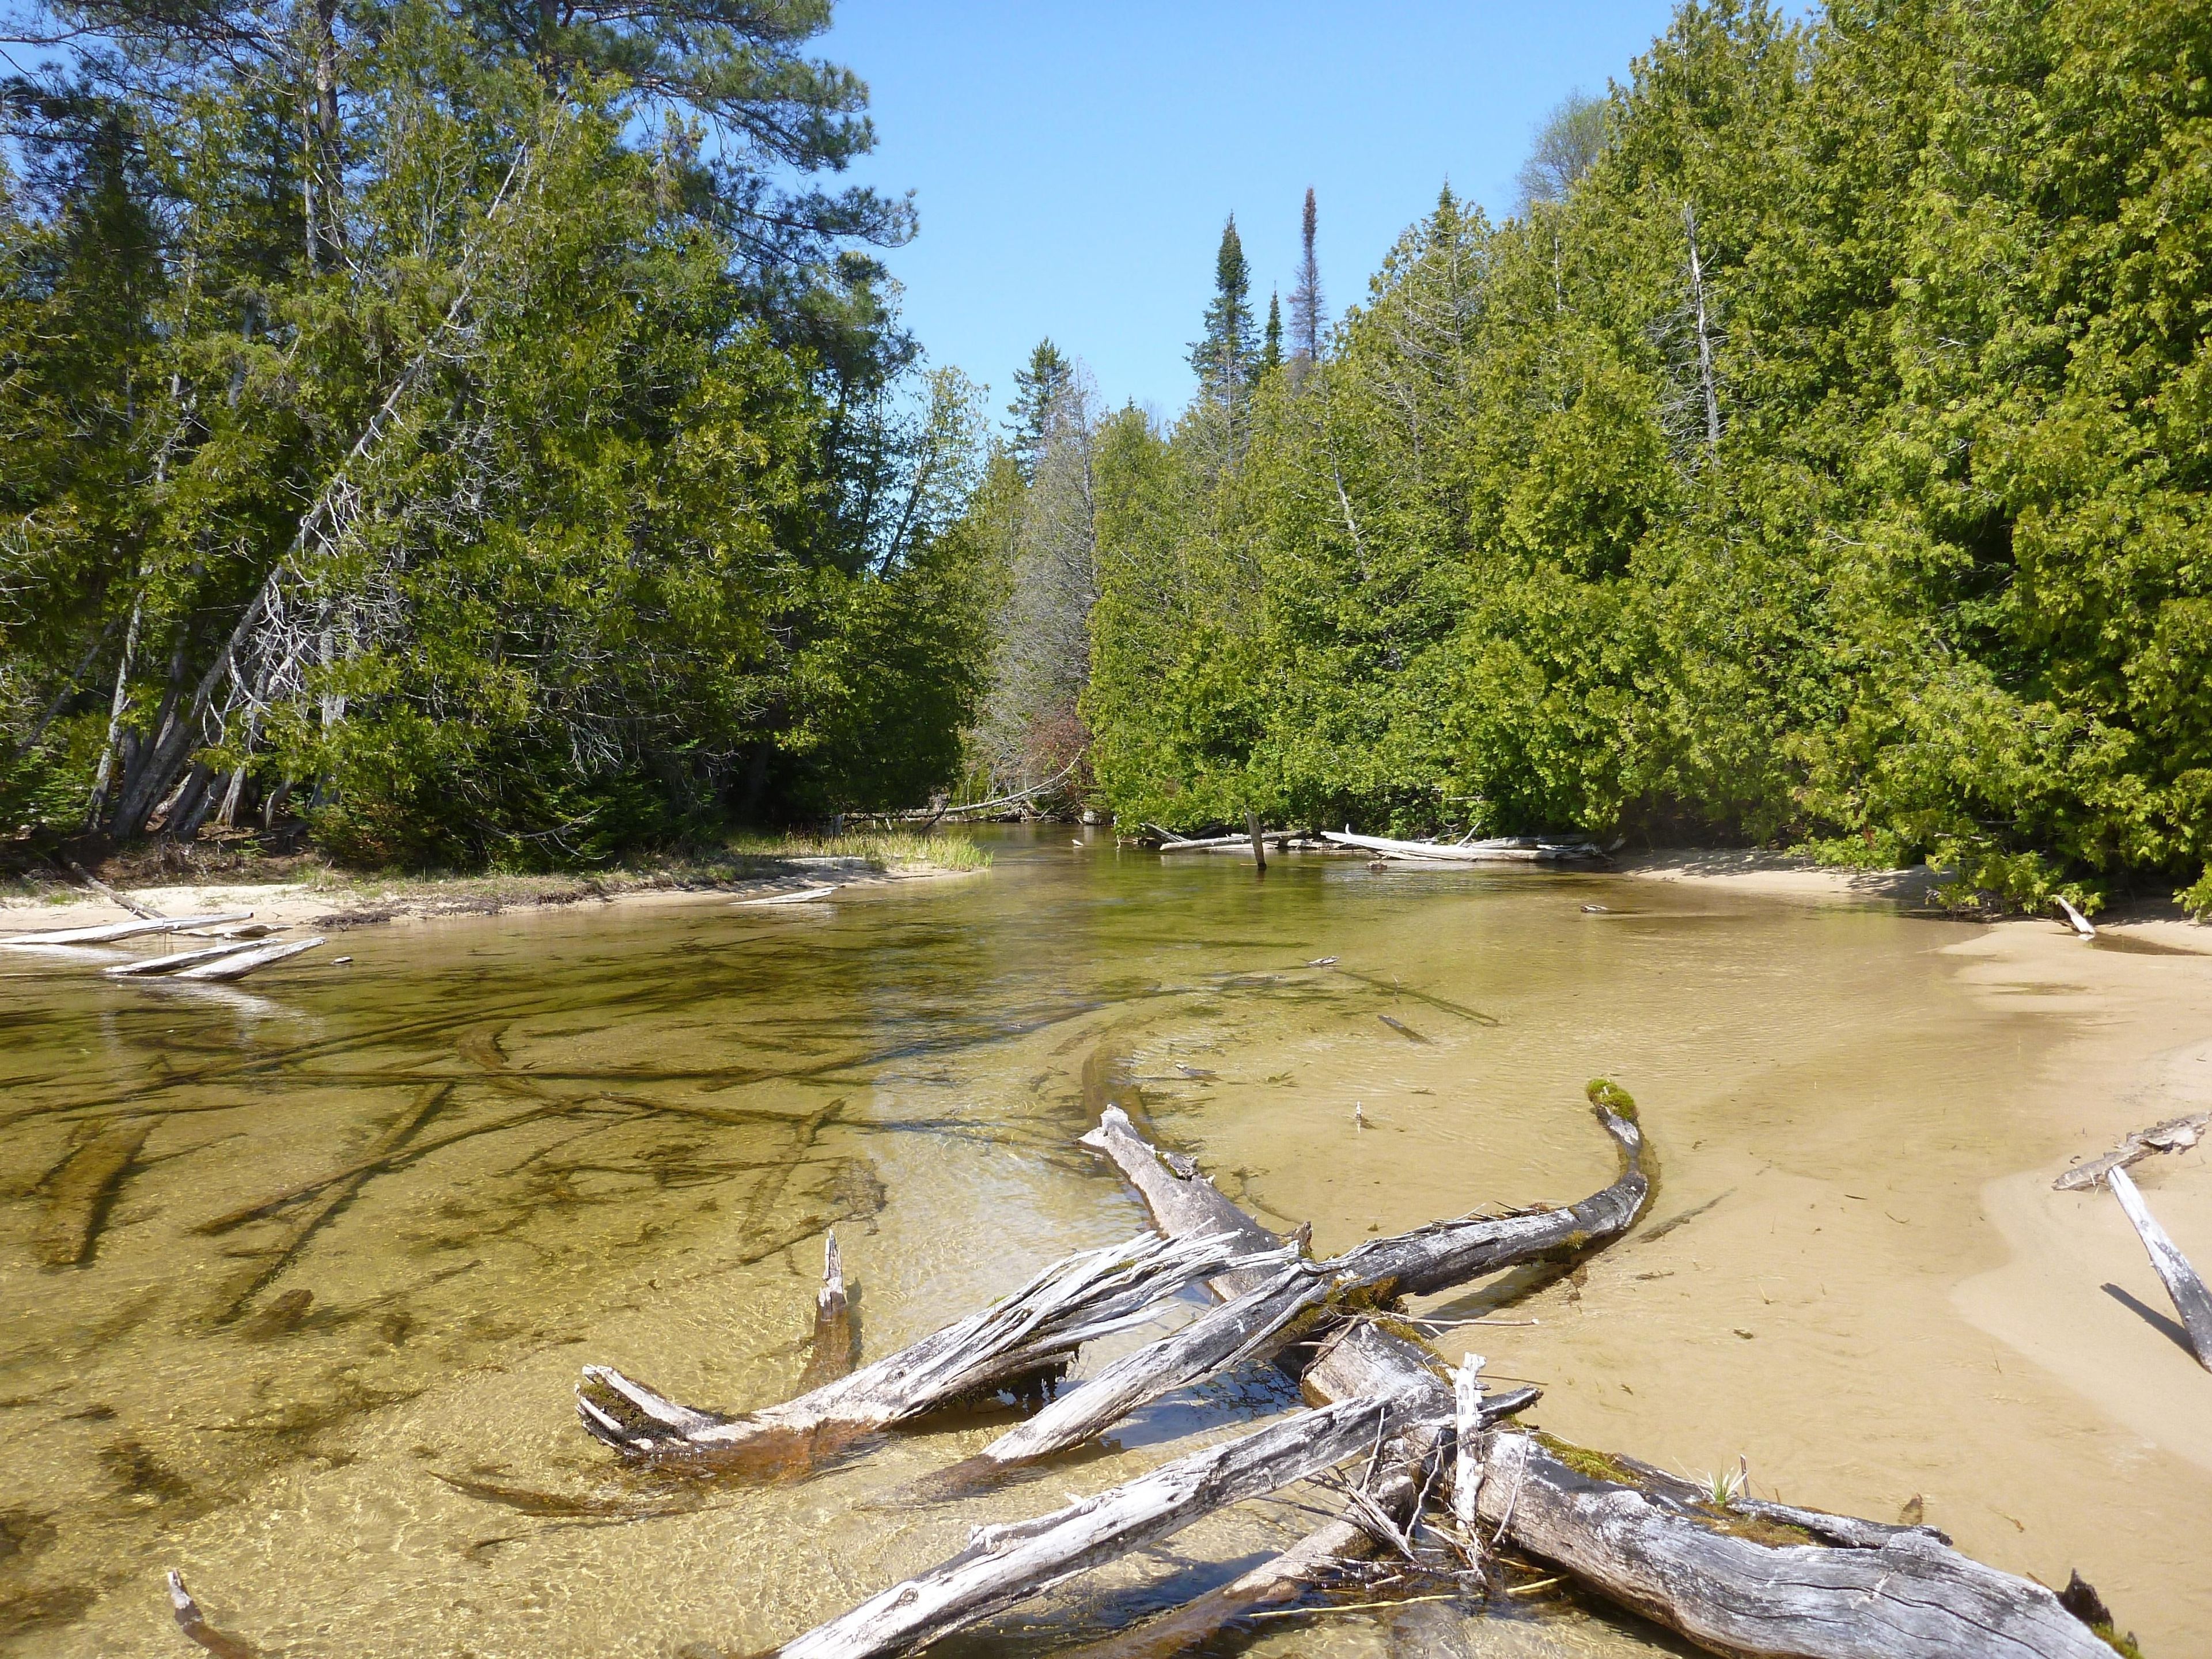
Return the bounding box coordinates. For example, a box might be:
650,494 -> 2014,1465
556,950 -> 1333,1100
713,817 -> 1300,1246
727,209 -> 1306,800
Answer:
816,2 -> 1683,419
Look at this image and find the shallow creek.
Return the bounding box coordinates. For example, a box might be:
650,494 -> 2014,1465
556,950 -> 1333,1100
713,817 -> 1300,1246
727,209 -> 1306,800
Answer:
2,829 -> 2207,1656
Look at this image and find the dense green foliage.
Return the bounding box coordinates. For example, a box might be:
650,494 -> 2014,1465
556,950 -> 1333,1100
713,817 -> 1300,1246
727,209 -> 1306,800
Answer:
0,0 -> 993,865
1060,0 -> 2212,911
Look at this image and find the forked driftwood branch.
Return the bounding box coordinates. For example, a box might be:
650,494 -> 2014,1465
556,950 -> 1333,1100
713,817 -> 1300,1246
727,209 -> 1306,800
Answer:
1059,1096 -> 2126,1659
972,1103 -> 1643,1467
574,1230 -> 1293,1473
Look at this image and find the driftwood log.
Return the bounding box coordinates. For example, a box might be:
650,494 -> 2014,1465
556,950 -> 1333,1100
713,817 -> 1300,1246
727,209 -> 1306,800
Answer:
1,911 -> 250,947
1060,1097 -> 2126,1658
974,1102 -> 1643,1466
575,1230 -> 1292,1474
1467,1433 -> 2115,1659
172,936 -> 324,982
105,942 -> 263,978
736,885 -> 839,906
2108,1166 -> 2212,1370
2056,1110 -> 2210,1191
1320,830 -> 1603,863
777,1393 -> 1436,1659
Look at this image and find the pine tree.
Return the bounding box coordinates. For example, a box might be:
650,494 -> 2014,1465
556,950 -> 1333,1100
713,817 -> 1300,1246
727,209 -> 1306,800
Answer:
1007,338 -> 1074,480
1262,291 -> 1283,376
1189,215 -> 1255,400
1289,187 -> 1324,366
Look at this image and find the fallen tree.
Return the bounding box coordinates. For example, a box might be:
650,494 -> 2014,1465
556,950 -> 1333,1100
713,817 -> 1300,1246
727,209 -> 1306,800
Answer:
164,1063 -> 2138,1658
574,1229 -> 1292,1475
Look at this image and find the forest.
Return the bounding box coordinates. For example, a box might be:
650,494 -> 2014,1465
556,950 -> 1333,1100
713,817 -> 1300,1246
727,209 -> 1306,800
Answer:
977,0 -> 2212,914
0,0 -> 994,866
6,0 -> 2211,912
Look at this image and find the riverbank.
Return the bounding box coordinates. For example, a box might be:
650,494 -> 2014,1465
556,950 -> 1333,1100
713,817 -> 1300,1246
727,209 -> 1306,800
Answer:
0,832 -> 986,934
1616,846 -> 2212,949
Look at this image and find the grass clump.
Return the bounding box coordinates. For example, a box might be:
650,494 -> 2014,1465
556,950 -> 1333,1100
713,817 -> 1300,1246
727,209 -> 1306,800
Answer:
1586,1078 -> 1638,1121
718,830 -> 991,871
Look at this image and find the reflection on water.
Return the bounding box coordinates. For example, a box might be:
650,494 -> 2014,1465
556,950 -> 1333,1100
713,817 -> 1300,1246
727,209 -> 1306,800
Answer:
0,830 -> 2203,1654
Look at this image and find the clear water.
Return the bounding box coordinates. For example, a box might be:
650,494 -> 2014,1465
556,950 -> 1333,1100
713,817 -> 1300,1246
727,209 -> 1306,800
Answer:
1,829 -> 2203,1655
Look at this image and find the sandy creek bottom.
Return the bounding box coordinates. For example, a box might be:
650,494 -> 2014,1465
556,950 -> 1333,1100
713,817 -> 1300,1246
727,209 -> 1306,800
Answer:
2,829 -> 2209,1657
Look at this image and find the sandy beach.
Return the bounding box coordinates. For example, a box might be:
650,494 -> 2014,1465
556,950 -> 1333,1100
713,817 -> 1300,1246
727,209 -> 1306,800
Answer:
1620,847 -> 2212,1471
0,857 -> 978,938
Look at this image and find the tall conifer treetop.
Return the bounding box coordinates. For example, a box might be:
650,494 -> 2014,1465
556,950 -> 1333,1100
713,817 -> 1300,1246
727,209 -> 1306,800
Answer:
1289,185 -> 1323,365
1007,338 -> 1075,480
1190,214 -> 1255,400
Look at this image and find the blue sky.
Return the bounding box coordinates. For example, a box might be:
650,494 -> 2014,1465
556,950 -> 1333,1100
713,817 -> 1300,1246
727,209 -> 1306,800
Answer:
816,2 -> 1683,420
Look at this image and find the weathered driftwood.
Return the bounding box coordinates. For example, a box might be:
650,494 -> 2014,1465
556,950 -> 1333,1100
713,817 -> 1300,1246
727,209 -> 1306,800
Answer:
1080,1097 -> 2122,1659
977,1104 -> 1642,1466
2054,895 -> 2098,939
576,1230 -> 1293,1472
0,911 -> 251,947
736,884 -> 838,906
1319,830 -> 1603,863
105,941 -> 263,978
35,1117 -> 154,1266
2055,1109 -> 2210,1191
2108,1166 -> 2212,1370
1467,1431 -> 2115,1659
67,861 -> 163,920
796,1229 -> 858,1391
1150,832 -> 1251,851
1066,1105 -> 1534,1657
172,936 -> 325,981
776,1392 -> 1437,1659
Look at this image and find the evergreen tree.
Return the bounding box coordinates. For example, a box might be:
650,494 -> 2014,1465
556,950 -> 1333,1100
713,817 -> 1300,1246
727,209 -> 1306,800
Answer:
1262,291 -> 1283,376
1189,215 -> 1255,401
1006,338 -> 1074,480
1289,186 -> 1324,364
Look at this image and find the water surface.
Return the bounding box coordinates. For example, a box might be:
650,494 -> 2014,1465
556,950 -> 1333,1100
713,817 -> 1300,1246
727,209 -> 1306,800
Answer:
2,830 -> 2205,1654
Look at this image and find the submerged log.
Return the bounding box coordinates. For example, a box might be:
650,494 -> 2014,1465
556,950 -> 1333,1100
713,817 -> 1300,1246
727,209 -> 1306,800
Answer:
172,936 -> 324,982
106,941 -> 263,978
2107,1166 -> 2212,1370
210,1082 -> 452,1323
1,911 -> 251,946
1468,1431 -> 2114,1659
35,1117 -> 154,1266
776,1392 -> 1438,1659
576,1230 -> 1293,1472
2055,1109 -> 2210,1191
737,885 -> 838,906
